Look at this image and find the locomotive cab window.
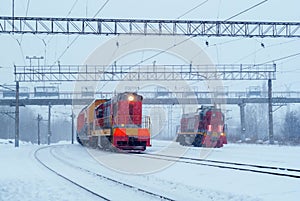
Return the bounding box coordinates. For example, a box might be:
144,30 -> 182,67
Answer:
200,112 -> 204,120
96,108 -> 103,118
129,103 -> 134,116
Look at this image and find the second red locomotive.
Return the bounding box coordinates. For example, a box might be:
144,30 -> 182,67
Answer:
176,105 -> 227,148
76,92 -> 151,151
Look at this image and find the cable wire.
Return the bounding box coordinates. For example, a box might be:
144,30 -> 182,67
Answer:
179,0 -> 268,64
235,39 -> 300,63
225,0 -> 268,21
67,0 -> 79,17
25,0 -> 30,16
52,0 -> 110,66
93,0 -> 110,18
97,1 -> 267,91
176,0 -> 209,19
256,52 -> 300,65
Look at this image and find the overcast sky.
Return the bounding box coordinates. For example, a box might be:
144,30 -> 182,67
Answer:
0,0 -> 300,92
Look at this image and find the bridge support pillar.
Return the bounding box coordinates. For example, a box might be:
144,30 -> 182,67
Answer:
47,102 -> 52,145
15,81 -> 19,147
238,102 -> 246,141
268,79 -> 274,144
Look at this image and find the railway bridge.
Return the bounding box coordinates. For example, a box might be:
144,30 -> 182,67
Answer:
1,90 -> 299,141
1,91 -> 300,106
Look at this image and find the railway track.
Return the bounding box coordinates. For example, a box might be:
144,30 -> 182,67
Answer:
139,152 -> 300,179
34,145 -> 175,201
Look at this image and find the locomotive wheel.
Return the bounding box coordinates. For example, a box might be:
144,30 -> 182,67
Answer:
76,136 -> 83,145
192,135 -> 203,147
215,140 -> 223,148
97,136 -> 111,150
179,136 -> 187,146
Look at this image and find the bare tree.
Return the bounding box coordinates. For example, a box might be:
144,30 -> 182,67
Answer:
245,103 -> 268,142
282,110 -> 300,145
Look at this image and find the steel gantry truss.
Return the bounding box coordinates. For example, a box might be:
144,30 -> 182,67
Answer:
1,16 -> 300,37
14,64 -> 276,82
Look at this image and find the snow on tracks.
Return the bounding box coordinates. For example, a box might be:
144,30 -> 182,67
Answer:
34,145 -> 175,201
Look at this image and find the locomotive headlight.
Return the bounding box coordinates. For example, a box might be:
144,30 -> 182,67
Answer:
128,95 -> 134,101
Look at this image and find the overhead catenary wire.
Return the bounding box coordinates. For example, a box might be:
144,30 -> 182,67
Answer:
99,0 -> 206,91
38,0 -> 79,60
208,0 -> 268,63
93,0 -> 110,18
67,0 -> 79,17
108,0 -> 209,69
115,0 -> 270,92
225,0 -> 268,21
105,0 -> 210,82
176,0 -> 209,19
226,1 -> 300,69
256,52 -> 300,66
217,0 -> 222,19
19,0 -> 31,44
55,0 -> 267,68
190,0 -> 268,63
234,38 -> 300,63
133,0 -> 208,65
0,84 -> 15,91
205,0 -> 268,64
4,0 -> 82,92
43,0 -> 79,42
25,0 -> 30,16
31,0 -> 80,68
190,37 -> 244,62
135,0 -> 268,68
5,0 -> 80,79
12,38 -> 26,65
52,0 -> 110,66
8,0 -> 31,65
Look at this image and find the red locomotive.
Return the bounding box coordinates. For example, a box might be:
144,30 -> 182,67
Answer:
76,92 -> 151,151
176,106 -> 227,148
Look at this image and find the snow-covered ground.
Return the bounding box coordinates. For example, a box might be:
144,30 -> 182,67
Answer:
0,139 -> 300,201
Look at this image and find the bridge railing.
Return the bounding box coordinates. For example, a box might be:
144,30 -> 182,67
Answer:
2,90 -> 300,100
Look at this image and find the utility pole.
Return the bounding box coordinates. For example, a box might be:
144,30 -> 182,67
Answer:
268,79 -> 274,144
71,111 -> 75,144
47,103 -> 51,145
37,114 -> 42,145
15,81 -> 19,147
12,0 -> 14,32
170,105 -> 173,139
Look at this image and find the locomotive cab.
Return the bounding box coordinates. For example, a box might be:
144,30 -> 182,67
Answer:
176,106 -> 227,148
77,92 -> 151,151
110,93 -> 151,150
